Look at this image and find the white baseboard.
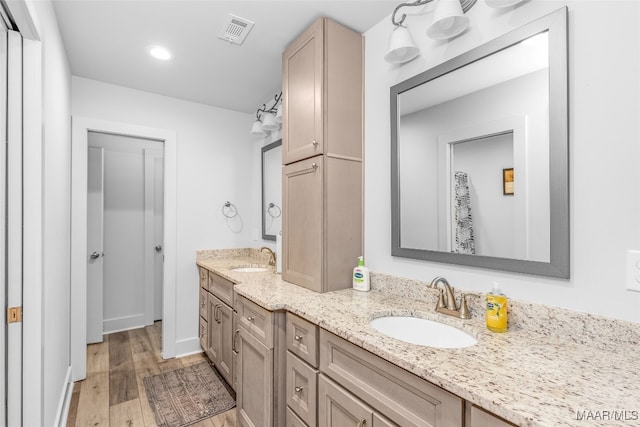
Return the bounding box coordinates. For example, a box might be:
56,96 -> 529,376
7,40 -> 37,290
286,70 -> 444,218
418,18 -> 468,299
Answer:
54,367 -> 73,427
174,337 -> 201,358
103,314 -> 145,334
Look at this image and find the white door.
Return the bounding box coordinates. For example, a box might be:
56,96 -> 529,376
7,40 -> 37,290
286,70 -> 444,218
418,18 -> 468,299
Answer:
0,17 -> 8,426
144,148 -> 164,324
153,155 -> 164,321
87,147 -> 105,343
6,28 -> 22,427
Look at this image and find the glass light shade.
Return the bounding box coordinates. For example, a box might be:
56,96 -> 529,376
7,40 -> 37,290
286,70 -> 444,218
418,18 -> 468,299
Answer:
485,0 -> 525,8
274,104 -> 283,124
427,0 -> 469,40
262,112 -> 279,131
250,119 -> 266,136
384,25 -> 419,64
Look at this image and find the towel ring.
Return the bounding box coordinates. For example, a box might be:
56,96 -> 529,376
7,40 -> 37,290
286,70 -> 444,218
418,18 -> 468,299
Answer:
222,201 -> 238,218
267,202 -> 281,218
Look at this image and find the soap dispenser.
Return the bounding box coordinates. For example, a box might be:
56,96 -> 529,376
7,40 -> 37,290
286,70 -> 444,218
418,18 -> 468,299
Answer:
486,282 -> 507,332
352,256 -> 370,292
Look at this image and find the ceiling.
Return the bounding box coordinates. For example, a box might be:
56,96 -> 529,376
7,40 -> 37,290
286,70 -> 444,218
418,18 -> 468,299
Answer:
52,0 -> 396,114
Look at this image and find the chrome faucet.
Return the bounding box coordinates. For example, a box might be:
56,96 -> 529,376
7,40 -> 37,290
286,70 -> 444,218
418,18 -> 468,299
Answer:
259,246 -> 276,267
429,276 -> 471,319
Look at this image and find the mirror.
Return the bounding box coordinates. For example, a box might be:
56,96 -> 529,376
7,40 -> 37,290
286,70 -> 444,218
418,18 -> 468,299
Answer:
391,8 -> 568,278
262,139 -> 282,241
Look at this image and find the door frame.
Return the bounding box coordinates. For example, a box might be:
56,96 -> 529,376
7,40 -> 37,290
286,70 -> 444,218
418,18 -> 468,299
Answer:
71,117 -> 177,381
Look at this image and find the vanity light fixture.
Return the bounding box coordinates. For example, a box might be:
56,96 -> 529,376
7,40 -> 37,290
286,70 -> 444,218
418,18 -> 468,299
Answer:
149,45 -> 172,61
250,92 -> 282,135
274,104 -> 283,124
384,0 -> 477,64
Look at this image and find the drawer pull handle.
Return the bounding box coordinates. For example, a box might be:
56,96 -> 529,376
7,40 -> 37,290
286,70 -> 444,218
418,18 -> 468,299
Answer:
232,329 -> 240,352
214,305 -> 220,323
294,386 -> 303,394
247,316 -> 255,322
357,420 -> 366,427
294,335 -> 303,342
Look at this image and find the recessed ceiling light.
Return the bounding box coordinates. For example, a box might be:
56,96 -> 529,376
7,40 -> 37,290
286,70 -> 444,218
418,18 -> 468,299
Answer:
149,46 -> 171,61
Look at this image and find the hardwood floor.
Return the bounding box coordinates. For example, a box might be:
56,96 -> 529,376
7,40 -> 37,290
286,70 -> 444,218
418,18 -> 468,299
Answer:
67,322 -> 237,427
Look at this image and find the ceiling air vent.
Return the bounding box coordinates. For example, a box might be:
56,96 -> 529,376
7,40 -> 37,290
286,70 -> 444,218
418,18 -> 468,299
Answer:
218,14 -> 255,45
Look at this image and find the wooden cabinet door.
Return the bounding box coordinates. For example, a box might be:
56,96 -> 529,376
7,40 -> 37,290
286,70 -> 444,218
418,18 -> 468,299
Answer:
217,302 -> 234,387
282,156 -> 324,292
237,327 -> 274,427
199,317 -> 207,353
282,18 -> 324,164
465,404 -> 515,427
318,374 -> 373,427
206,293 -> 221,363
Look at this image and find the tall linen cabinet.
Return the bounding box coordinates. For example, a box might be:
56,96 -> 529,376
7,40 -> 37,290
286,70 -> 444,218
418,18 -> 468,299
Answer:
282,17 -> 364,293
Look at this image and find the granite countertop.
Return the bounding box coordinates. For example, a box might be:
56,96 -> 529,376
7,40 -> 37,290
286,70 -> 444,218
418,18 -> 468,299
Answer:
197,254 -> 640,427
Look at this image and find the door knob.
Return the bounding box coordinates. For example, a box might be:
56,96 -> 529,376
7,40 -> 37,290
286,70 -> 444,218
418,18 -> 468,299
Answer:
90,252 -> 100,259
155,245 -> 162,252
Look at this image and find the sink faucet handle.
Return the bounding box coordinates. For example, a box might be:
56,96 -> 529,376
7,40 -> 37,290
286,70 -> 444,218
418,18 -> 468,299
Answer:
436,288 -> 446,309
459,294 -> 471,319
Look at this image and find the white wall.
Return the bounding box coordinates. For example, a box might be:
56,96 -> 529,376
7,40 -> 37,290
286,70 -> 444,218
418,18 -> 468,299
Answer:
72,77 -> 254,352
365,0 -> 640,323
25,0 -> 73,425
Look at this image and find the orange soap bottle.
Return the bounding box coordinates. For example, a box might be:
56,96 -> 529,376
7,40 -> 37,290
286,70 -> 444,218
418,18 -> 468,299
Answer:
486,282 -> 508,333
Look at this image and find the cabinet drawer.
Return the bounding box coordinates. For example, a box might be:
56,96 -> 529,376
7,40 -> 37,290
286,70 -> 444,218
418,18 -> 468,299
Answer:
199,287 -> 208,319
287,352 -> 318,427
286,407 -> 308,427
208,271 -> 234,307
199,317 -> 207,352
199,266 -> 208,289
287,313 -> 319,368
237,295 -> 274,348
320,329 -> 463,427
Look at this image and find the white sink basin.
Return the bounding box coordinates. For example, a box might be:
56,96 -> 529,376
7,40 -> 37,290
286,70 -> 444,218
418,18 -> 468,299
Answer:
230,266 -> 269,272
369,316 -> 477,349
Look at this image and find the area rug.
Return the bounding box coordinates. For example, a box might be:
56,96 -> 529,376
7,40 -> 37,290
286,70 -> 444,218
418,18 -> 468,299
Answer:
143,361 -> 235,427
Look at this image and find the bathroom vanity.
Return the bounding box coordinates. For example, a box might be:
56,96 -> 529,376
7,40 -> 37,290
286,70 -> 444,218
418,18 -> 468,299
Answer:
196,250 -> 640,427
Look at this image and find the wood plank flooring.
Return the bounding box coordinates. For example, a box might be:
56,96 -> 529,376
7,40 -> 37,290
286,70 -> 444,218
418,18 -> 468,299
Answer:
67,322 -> 236,427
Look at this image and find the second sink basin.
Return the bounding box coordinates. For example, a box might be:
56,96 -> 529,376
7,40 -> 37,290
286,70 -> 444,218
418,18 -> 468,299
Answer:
369,316 -> 477,349
230,265 -> 269,272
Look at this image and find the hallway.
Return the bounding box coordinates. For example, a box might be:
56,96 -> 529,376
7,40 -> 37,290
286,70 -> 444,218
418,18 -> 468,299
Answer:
66,322 -> 236,426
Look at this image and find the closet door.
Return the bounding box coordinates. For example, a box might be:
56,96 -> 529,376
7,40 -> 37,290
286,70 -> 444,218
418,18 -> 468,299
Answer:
282,156 -> 324,292
282,18 -> 323,164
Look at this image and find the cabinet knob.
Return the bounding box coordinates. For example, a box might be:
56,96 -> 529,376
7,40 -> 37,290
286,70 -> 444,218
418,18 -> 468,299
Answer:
294,386 -> 303,394
247,316 -> 255,322
312,139 -> 318,146
294,335 -> 303,342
